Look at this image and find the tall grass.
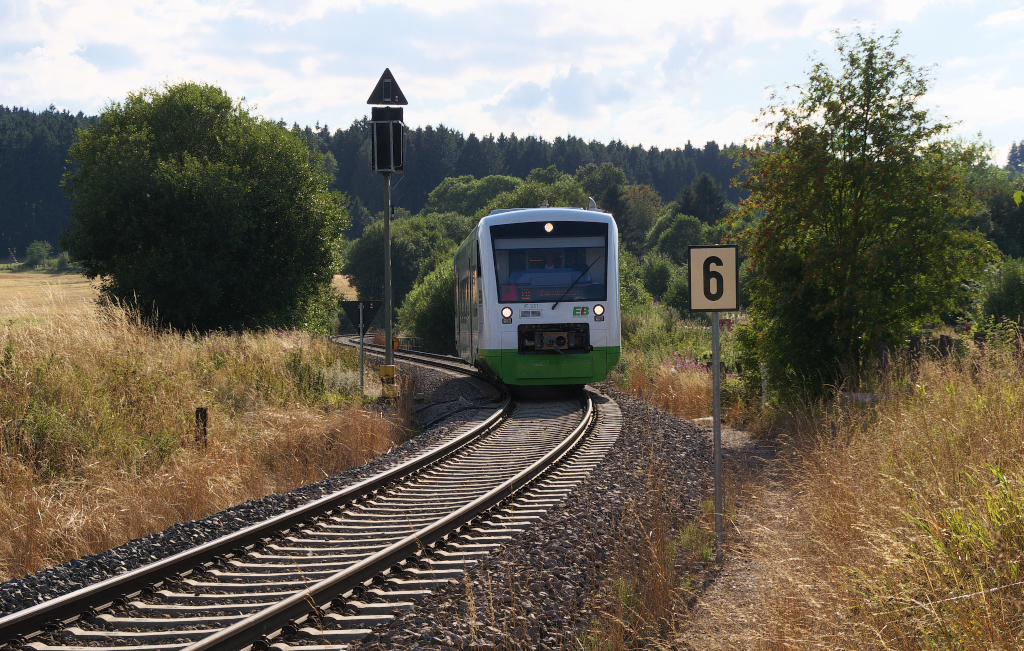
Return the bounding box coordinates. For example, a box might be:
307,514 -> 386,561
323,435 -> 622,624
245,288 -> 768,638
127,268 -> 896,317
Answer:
613,304 -> 739,414
0,298 -> 414,581
735,344 -> 1024,648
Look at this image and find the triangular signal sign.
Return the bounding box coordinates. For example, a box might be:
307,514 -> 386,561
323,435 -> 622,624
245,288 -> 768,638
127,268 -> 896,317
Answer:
366,68 -> 408,105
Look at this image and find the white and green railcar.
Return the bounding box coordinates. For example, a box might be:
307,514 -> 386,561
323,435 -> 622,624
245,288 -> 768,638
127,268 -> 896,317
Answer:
454,207 -> 621,385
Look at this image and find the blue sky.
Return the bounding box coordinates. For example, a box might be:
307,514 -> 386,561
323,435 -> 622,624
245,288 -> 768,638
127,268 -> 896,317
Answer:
2,0 -> 1022,163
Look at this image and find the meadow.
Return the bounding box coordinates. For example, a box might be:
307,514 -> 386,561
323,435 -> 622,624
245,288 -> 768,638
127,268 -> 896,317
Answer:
0,275 -> 412,582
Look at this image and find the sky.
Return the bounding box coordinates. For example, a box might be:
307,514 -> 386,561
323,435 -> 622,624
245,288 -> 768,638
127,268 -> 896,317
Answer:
1,0 -> 1023,164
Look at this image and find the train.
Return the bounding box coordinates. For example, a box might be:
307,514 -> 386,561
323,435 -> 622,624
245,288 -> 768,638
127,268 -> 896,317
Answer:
454,206 -> 621,386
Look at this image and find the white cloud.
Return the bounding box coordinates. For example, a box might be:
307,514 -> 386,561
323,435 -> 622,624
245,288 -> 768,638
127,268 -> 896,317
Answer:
979,6 -> 1024,27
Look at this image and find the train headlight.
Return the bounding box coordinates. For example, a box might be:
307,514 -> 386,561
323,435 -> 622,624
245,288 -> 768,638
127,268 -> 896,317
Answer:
544,222 -> 554,233
501,307 -> 513,318
594,304 -> 605,315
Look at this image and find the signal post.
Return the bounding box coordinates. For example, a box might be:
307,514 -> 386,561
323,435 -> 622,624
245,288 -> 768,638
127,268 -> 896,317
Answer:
367,69 -> 407,398
688,244 -> 739,562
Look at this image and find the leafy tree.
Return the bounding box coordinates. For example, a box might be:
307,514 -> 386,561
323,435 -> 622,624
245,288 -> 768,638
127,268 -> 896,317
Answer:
61,82 -> 347,333
671,172 -> 732,224
25,240 -> 53,266
397,256 -> 457,355
736,30 -> 996,396
477,173 -> 587,216
422,174 -> 521,216
575,162 -> 627,201
640,252 -> 677,300
617,185 -> 663,256
982,256 -> 1024,324
654,214 -> 709,265
342,211 -> 474,310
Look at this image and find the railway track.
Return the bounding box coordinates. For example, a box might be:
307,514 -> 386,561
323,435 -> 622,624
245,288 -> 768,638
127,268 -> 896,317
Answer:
0,344 -> 621,651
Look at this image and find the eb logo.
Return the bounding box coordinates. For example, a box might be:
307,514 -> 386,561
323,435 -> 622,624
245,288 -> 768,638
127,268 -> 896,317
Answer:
572,306 -> 590,317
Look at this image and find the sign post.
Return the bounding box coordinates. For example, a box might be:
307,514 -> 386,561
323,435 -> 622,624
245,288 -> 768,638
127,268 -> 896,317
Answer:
688,244 -> 739,562
367,68 -> 407,397
340,300 -> 382,396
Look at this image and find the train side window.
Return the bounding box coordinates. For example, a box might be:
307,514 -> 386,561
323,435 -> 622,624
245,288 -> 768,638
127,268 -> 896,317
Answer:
475,241 -> 481,277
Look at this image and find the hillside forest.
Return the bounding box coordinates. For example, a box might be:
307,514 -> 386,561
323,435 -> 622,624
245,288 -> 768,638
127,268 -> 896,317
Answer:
1,104 -> 738,257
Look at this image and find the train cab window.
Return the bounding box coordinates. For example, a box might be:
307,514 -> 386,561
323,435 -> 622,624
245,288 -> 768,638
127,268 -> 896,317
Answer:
491,221 -> 607,303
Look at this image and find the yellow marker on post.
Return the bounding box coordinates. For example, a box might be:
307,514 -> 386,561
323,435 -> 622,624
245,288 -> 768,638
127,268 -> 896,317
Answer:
379,364 -> 398,399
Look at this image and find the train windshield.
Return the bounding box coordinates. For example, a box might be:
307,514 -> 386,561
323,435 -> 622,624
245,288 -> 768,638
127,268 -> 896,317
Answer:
490,221 -> 608,303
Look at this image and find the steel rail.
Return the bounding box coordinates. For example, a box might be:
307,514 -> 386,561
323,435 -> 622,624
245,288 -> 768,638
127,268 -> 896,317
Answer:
0,366 -> 511,646
183,392 -> 594,651
334,336 -> 477,374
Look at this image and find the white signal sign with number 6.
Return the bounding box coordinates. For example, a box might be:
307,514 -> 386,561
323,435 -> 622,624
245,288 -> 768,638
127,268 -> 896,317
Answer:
688,245 -> 739,312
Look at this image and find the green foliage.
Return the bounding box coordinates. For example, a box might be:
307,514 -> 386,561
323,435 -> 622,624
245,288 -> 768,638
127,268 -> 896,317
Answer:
477,171 -> 587,216
661,273 -> 691,313
397,256 -> 457,355
25,240 -> 53,266
0,105 -> 97,255
421,174 -> 521,216
618,245 -> 653,315
670,172 -> 732,224
736,30 -> 997,396
640,253 -> 678,300
982,256 -> 1024,323
342,211 -> 474,311
60,82 -> 347,334
575,162 -> 627,201
653,214 -> 709,265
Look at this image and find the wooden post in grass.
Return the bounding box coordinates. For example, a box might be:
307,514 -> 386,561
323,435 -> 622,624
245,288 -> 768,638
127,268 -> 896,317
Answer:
195,407 -> 208,449
688,245 -> 739,564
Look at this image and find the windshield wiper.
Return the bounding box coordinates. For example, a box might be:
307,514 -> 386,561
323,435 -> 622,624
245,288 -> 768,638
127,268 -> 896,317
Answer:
551,254 -> 603,309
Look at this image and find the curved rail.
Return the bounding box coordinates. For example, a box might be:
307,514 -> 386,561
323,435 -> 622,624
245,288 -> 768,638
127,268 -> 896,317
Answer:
0,357 -> 511,646
187,393 -> 593,651
0,343 -> 601,651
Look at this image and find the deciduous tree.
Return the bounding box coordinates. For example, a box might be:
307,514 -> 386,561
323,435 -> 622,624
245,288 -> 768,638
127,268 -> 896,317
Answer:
736,30 -> 996,395
61,82 -> 347,333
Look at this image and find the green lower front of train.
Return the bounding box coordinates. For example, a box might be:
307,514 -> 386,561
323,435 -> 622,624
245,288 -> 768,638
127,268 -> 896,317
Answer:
476,346 -> 621,386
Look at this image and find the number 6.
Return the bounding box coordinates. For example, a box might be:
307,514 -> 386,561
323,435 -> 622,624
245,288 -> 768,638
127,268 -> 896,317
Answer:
703,256 -> 724,301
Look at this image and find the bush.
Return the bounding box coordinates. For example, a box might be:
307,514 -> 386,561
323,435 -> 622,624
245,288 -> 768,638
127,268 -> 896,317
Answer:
397,256 -> 456,355
619,246 -> 653,315
60,81 -> 347,334
342,212 -> 474,311
640,253 -> 677,300
25,240 -> 53,266
661,272 -> 690,313
982,256 -> 1024,323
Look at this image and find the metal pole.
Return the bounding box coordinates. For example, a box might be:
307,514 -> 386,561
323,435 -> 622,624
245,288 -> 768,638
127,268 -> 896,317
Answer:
359,302 -> 365,396
712,311 -> 723,562
383,172 -> 393,367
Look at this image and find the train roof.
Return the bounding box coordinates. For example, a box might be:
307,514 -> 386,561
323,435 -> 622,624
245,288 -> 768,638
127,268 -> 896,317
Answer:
479,207 -> 615,227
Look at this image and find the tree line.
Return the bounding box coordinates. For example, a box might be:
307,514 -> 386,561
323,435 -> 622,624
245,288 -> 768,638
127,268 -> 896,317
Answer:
0,102 -> 743,257
0,105 -> 96,259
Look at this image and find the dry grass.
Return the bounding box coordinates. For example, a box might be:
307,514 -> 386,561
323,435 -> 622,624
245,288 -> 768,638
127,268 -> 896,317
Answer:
737,348 -> 1024,646
332,274 -> 355,299
0,288 -> 415,582
0,272 -> 99,323
606,336 -> 1024,649
717,345 -> 1024,649
622,361 -> 713,421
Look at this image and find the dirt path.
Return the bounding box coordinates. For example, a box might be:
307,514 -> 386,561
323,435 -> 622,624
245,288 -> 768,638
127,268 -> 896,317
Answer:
678,425 -> 784,650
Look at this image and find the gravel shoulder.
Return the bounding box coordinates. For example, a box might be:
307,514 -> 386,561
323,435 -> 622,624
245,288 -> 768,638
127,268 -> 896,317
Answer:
350,383 -> 718,650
